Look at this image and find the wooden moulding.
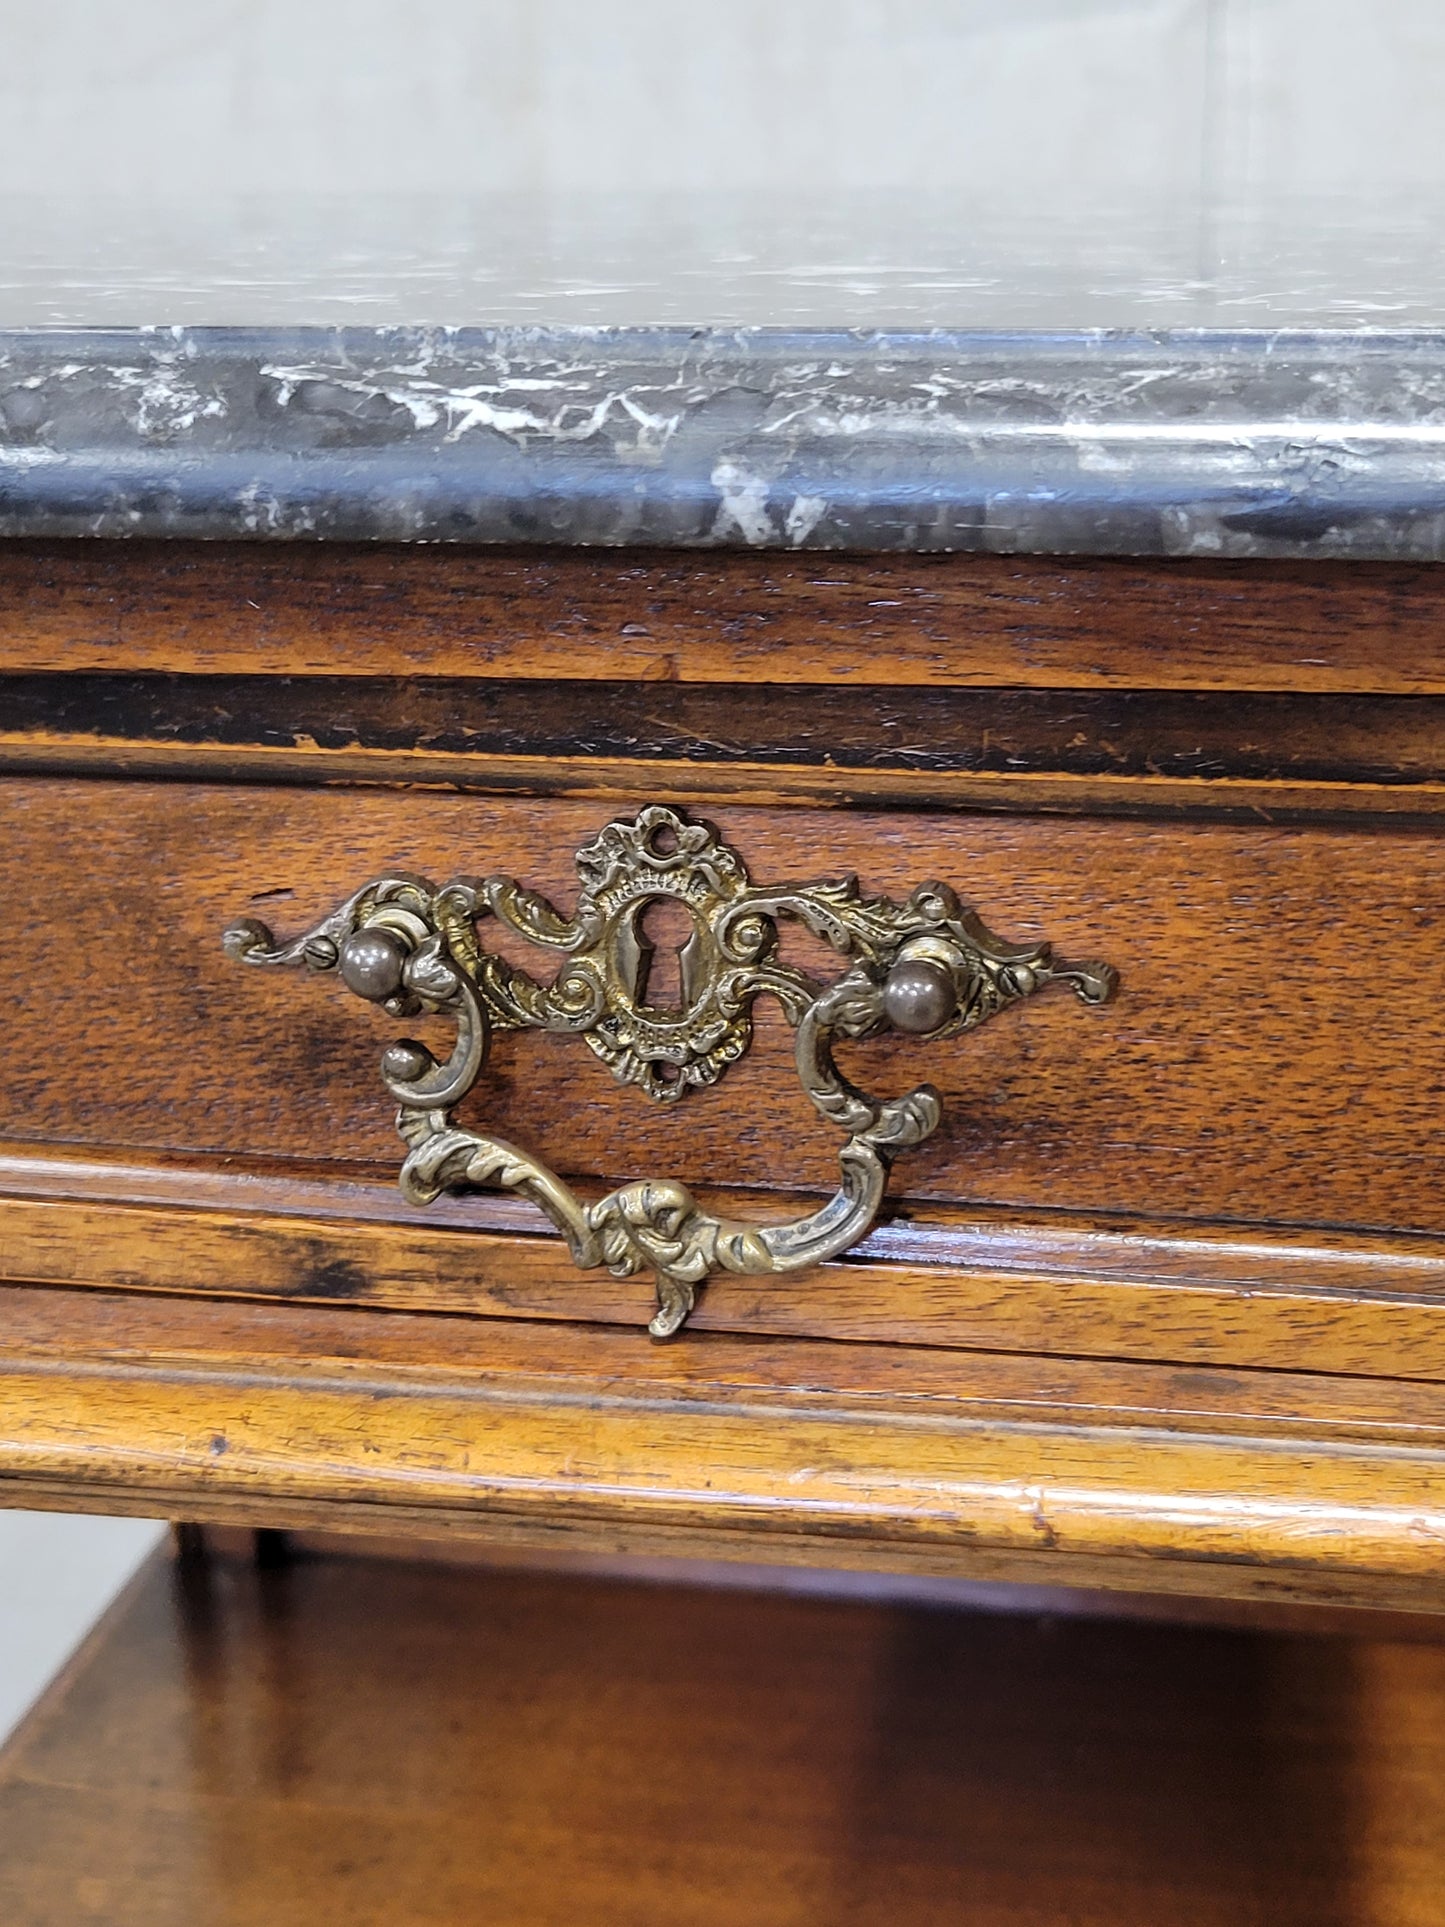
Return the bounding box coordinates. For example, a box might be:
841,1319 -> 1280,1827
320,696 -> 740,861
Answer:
2,1285 -> 1443,1612
15,736 -> 1445,824
4,1151 -> 1445,1380
11,674 -> 1445,821
2,539 -> 1445,693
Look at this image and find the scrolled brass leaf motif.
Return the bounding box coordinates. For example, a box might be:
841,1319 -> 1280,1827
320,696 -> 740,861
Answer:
223,806 -> 1116,1337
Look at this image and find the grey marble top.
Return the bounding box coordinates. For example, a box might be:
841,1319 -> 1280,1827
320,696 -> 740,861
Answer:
3,193 -> 1445,558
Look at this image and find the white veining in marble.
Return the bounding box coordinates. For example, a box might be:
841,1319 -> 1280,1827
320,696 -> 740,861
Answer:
2,321 -> 1444,555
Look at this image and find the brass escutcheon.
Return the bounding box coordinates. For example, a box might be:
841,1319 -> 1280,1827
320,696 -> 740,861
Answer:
224,806 -> 1116,1337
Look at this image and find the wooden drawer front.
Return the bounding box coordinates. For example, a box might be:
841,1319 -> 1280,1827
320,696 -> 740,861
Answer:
7,778 -> 1441,1227
5,774 -> 1445,1377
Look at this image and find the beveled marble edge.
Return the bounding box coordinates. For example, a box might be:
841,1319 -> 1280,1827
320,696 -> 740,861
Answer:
4,324 -> 1445,557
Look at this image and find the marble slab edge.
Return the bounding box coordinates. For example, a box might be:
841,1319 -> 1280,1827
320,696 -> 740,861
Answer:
3,326 -> 1445,558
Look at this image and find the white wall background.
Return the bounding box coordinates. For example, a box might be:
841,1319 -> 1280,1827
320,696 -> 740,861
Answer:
0,1 -> 1215,199
0,0 -> 1438,204
0,1512 -> 165,1747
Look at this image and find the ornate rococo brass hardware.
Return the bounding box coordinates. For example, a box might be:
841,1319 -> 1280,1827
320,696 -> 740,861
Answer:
224,807 -> 1116,1337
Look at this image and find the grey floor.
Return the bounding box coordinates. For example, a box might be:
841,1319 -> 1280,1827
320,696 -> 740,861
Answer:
0,1513 -> 165,1748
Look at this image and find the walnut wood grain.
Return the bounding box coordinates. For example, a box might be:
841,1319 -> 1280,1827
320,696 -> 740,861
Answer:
2,1285 -> 1443,1608
9,1543 -> 1444,1926
4,535 -> 1445,1597
7,779 -> 1445,1243
3,539 -> 1445,692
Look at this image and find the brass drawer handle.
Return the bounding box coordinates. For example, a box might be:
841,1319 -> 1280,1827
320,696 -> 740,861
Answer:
224,807 -> 1115,1336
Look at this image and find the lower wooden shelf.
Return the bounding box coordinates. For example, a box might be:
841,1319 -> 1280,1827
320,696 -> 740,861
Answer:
3,1537 -> 1445,1925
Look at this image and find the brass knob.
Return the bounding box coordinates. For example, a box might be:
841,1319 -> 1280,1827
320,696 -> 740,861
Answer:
883,957 -> 957,1034
338,927 -> 409,1002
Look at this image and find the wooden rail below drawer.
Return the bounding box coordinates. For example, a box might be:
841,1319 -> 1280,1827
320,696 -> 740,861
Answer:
5,1150 -> 1445,1378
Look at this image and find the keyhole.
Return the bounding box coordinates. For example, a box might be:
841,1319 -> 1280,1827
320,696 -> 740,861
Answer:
637,897 -> 698,1013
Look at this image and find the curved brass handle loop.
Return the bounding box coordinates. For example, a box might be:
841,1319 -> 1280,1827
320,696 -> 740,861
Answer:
224,807 -> 1115,1337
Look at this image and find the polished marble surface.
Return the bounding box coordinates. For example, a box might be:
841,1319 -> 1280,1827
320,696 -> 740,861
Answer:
0,192 -> 1442,331
2,191 -> 1444,556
